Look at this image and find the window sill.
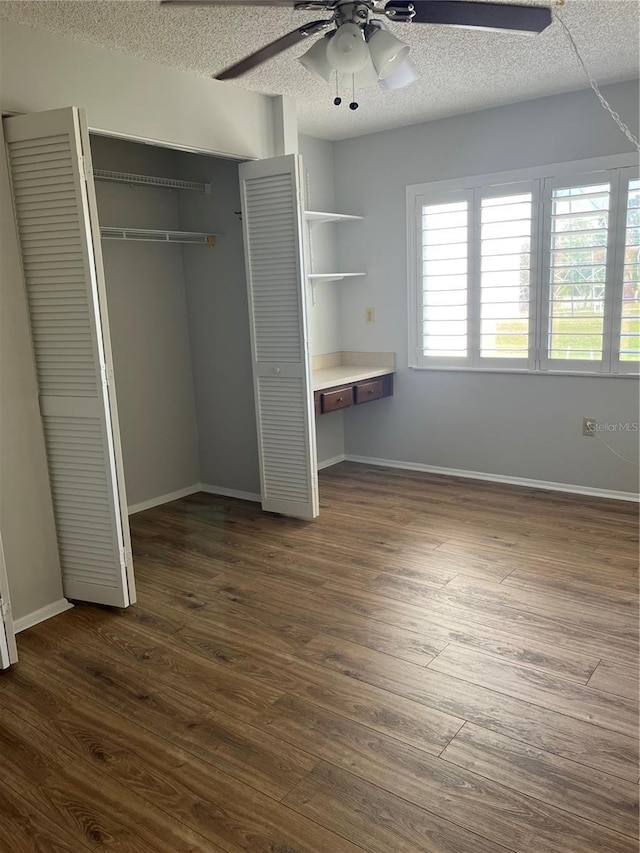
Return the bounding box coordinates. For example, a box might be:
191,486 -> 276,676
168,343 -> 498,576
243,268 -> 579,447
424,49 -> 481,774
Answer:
409,365 -> 639,378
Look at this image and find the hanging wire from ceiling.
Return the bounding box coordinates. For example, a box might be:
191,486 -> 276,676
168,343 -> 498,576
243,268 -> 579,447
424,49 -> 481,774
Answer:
553,2 -> 640,152
594,430 -> 640,468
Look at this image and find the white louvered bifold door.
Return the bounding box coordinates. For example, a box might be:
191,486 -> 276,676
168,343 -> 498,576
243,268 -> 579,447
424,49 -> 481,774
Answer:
239,155 -> 319,519
0,532 -> 17,669
3,108 -> 135,607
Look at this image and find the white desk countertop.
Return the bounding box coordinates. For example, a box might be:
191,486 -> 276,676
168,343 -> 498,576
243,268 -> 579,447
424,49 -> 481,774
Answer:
312,366 -> 393,392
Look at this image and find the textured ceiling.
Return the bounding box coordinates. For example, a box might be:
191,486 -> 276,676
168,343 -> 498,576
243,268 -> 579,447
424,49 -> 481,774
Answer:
0,0 -> 638,141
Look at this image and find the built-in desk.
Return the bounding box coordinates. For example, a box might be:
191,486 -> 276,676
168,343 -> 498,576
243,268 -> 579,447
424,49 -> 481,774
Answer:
312,352 -> 395,416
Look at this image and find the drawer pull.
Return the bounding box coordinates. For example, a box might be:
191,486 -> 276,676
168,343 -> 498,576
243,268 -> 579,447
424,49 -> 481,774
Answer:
336,397 -> 343,402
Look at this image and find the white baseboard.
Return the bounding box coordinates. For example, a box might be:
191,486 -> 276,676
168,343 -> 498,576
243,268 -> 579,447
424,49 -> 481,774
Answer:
14,598 -> 73,633
199,483 -> 261,503
344,454 -> 640,503
317,453 -> 346,471
128,484 -> 202,515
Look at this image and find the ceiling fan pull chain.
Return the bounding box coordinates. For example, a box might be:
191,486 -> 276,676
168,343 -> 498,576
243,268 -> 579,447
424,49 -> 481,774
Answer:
350,73 -> 359,111
334,71 -> 342,105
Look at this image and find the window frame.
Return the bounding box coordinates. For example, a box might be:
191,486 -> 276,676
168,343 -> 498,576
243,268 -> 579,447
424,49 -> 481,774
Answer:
407,153 -> 639,377
613,165 -> 640,376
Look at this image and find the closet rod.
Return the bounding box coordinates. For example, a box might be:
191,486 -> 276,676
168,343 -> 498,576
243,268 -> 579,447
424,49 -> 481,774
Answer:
93,169 -> 211,194
100,227 -> 218,245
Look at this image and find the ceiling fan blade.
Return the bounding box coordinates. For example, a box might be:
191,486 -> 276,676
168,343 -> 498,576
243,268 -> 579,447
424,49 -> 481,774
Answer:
215,19 -> 330,79
161,1 -> 302,7
387,1 -> 552,34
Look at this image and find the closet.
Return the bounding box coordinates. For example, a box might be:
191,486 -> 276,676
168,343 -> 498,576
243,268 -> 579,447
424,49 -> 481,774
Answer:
3,106 -> 319,617
89,134 -> 257,513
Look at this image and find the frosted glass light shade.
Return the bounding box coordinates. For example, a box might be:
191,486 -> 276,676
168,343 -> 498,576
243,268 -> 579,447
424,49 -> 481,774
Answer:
326,23 -> 369,73
299,36 -> 333,82
368,27 -> 410,80
353,53 -> 380,88
379,56 -> 418,90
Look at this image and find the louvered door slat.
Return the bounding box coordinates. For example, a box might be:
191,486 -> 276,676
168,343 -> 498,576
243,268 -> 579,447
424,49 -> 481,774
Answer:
239,155 -> 318,520
4,107 -> 135,607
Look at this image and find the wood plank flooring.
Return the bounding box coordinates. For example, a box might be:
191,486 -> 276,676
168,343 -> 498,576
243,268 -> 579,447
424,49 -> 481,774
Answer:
1,462 -> 638,852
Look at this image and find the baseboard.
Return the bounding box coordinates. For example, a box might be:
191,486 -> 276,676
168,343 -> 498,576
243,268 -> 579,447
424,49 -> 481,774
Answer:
128,484 -> 202,515
317,453 -> 346,471
14,598 -> 73,633
344,454 -> 640,503
199,483 -> 262,503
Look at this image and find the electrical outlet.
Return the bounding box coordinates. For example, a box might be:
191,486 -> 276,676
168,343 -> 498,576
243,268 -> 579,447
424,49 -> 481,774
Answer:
365,307 -> 375,325
583,417 -> 596,437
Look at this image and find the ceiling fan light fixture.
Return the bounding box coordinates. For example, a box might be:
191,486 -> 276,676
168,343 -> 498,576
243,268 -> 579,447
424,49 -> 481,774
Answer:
378,56 -> 418,90
367,27 -> 411,80
326,22 -> 370,74
353,52 -> 380,89
299,34 -> 334,82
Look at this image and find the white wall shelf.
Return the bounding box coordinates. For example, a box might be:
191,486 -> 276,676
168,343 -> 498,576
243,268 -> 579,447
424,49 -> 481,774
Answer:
308,272 -> 366,305
305,210 -> 363,225
100,227 -> 219,245
94,169 -> 211,194
304,209 -> 364,304
308,273 -> 366,281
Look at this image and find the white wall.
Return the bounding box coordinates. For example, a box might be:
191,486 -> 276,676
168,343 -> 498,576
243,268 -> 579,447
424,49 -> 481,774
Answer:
174,151 -> 261,495
0,19 -> 280,160
91,136 -> 200,507
300,135 -> 340,355
333,81 -> 640,495
0,123 -> 64,624
299,135 -> 347,466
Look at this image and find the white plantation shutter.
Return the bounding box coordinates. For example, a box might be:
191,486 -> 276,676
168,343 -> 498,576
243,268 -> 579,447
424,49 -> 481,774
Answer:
239,155 -> 318,519
418,194 -> 470,365
616,174 -> 640,372
409,159 -> 638,376
541,174 -> 614,373
3,108 -> 135,607
415,182 -> 537,368
479,184 -> 536,368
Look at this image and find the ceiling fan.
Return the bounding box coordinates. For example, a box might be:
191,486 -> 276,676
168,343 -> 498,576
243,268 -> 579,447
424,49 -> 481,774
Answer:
162,0 -> 552,101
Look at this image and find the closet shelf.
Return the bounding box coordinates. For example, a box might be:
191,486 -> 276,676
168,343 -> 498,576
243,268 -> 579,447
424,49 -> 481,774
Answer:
100,227 -> 219,245
93,169 -> 211,194
304,210 -> 363,225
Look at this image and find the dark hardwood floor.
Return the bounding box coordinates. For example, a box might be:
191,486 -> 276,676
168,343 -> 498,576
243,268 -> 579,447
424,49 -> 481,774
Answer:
1,462 -> 638,852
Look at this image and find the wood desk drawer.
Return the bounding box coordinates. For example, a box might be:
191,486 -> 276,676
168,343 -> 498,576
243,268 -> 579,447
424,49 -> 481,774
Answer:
321,386 -> 353,413
354,378 -> 384,403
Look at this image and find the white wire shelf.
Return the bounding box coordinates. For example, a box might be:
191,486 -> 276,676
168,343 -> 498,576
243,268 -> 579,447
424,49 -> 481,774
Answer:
304,210 -> 363,225
93,169 -> 211,193
100,227 -> 219,245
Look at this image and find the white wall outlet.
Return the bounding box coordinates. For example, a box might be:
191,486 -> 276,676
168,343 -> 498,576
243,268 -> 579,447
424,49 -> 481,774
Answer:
583,417 -> 596,437
365,307 -> 375,325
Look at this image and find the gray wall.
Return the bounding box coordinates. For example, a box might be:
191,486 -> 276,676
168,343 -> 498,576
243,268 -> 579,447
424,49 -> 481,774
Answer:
0,122 -> 64,622
333,81 -> 640,494
174,152 -> 260,494
0,18 -> 288,627
91,136 -> 200,506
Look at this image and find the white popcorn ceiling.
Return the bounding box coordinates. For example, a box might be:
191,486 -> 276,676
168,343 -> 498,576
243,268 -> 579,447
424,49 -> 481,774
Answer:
0,0 -> 638,141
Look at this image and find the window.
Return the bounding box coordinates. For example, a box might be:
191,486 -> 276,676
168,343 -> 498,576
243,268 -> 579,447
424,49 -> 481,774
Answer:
621,178 -> 640,369
408,159 -> 639,375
